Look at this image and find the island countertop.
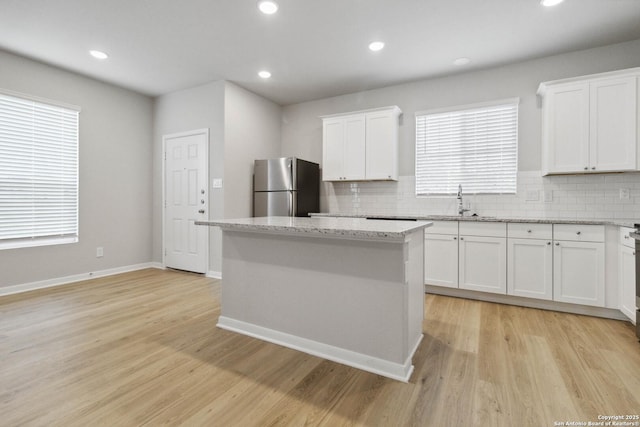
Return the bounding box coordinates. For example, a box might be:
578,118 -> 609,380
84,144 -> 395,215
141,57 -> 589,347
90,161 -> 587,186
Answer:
195,216 -> 432,241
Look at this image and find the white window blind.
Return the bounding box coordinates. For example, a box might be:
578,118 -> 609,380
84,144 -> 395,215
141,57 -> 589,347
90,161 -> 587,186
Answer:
0,89 -> 80,249
415,98 -> 518,195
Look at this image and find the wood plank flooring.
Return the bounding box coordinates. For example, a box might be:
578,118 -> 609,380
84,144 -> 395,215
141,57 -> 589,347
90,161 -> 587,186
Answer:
1,268 -> 639,426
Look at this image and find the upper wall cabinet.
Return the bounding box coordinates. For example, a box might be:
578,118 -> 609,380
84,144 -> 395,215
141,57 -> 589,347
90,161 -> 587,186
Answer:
538,68 -> 639,175
321,106 -> 401,181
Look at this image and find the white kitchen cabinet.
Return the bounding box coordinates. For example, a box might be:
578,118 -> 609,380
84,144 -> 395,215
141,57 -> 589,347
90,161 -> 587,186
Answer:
424,233 -> 458,288
458,223 -> 507,295
539,69 -> 639,175
322,114 -> 365,181
553,225 -> 605,307
365,109 -> 399,180
507,223 -> 553,300
321,106 -> 401,181
619,227 -> 636,323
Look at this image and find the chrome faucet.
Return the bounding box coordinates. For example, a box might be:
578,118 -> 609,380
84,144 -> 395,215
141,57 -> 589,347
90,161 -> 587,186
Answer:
457,184 -> 470,216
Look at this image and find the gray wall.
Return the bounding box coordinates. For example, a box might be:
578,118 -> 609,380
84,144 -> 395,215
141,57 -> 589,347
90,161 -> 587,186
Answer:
0,50 -> 154,288
281,38 -> 640,178
152,81 -> 226,273
223,82 -> 282,218
153,81 -> 281,274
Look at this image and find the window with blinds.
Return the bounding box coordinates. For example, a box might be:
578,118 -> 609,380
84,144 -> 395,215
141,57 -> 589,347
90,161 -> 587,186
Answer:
0,89 -> 80,249
415,98 -> 518,195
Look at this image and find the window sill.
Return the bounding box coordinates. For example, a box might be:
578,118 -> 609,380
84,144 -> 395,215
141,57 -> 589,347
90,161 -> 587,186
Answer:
0,236 -> 79,250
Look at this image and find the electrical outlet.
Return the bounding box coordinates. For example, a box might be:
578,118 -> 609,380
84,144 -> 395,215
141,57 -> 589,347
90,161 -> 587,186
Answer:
96,247 -> 104,257
212,178 -> 223,189
620,188 -> 630,200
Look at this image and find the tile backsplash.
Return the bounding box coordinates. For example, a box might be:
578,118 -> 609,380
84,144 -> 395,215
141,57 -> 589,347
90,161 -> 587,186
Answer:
323,171 -> 640,220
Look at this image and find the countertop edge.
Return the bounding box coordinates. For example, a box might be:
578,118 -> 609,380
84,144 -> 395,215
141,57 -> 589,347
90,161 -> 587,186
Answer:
309,213 -> 636,228
195,219 -> 432,242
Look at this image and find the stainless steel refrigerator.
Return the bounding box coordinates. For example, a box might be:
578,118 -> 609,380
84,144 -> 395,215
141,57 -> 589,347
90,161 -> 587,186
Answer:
253,157 -> 319,217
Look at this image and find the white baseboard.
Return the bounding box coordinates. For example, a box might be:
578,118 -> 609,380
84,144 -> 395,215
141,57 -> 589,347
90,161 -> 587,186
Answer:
0,262 -> 163,297
217,316 -> 417,382
206,270 -> 222,279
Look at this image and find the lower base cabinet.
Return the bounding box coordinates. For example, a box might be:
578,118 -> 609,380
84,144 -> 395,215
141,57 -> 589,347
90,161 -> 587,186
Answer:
619,239 -> 636,322
424,233 -> 458,288
459,235 -> 506,294
507,238 -> 553,300
553,240 -> 605,307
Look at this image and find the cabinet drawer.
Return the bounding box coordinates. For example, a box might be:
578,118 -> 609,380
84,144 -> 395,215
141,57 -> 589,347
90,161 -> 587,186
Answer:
424,221 -> 458,235
553,224 -> 604,242
508,223 -> 553,240
620,226 -> 635,249
459,222 -> 506,238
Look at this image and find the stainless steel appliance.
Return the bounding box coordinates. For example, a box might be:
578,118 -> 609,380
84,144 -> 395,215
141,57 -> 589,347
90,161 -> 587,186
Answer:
253,157 -> 319,217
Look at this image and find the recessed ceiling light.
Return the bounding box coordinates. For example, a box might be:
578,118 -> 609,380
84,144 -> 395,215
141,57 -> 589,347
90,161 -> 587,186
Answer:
453,57 -> 471,66
258,1 -> 278,14
541,0 -> 564,6
89,50 -> 108,60
368,41 -> 385,52
258,70 -> 272,79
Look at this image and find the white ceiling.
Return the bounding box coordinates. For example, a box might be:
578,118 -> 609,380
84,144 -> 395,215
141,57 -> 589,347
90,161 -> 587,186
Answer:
2,0 -> 640,106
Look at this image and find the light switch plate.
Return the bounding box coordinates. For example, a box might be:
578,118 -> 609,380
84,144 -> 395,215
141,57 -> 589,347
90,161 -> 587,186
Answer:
212,178 -> 223,189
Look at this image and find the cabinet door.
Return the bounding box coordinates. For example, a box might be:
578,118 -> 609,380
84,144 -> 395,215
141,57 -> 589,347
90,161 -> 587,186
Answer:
619,244 -> 636,323
424,233 -> 458,288
343,114 -> 366,180
553,240 -> 605,307
322,118 -> 345,181
589,77 -> 637,172
365,110 -> 398,180
459,235 -> 506,294
543,83 -> 590,174
507,238 -> 553,300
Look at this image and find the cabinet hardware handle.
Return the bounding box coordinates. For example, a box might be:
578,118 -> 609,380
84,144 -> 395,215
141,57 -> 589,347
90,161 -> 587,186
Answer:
555,242 -> 560,246
591,167 -> 596,170
198,209 -> 205,214
460,237 -> 464,240
547,242 -> 551,245
527,229 -> 532,233
584,167 -> 588,170
576,231 -> 581,235
453,237 -> 457,240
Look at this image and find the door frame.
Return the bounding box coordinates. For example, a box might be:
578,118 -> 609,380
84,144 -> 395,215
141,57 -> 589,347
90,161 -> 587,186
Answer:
162,128 -> 210,272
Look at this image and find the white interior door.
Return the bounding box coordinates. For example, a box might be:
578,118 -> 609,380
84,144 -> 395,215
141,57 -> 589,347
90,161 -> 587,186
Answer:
164,130 -> 209,273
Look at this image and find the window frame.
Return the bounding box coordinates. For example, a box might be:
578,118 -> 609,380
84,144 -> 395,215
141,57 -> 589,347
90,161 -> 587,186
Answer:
414,97 -> 519,197
0,88 -> 81,250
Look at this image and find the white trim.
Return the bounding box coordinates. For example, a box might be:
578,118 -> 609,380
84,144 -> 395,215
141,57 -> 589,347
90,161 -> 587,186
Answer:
0,263 -> 163,297
217,316 -> 420,382
537,66 -> 640,96
0,236 -> 78,250
206,270 -> 222,279
425,285 -> 629,321
0,87 -> 81,111
319,105 -> 401,119
415,97 -> 520,117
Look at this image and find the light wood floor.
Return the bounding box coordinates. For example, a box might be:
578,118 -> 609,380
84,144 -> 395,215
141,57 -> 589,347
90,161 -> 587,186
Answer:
1,269 -> 639,426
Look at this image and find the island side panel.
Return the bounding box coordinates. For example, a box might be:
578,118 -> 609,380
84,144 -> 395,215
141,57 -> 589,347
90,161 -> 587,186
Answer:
220,230 -> 410,364
405,228 -> 425,361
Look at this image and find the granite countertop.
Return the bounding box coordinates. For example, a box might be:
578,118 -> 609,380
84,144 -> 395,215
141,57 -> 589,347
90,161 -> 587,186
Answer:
309,212 -> 638,228
195,216 -> 432,241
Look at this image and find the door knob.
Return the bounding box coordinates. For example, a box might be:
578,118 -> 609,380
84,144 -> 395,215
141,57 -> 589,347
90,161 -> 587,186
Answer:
198,209 -> 205,214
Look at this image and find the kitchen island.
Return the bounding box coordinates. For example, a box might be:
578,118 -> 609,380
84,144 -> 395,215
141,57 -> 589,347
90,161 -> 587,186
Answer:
196,216 -> 431,382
